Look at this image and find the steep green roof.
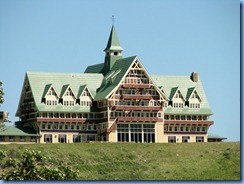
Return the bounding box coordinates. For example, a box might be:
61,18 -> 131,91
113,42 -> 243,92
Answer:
186,87 -> 196,101
42,84 -> 52,99
104,26 -> 123,52
0,125 -> 40,136
169,87 -> 179,100
84,63 -> 104,73
151,75 -> 213,115
60,84 -> 70,98
16,72 -> 103,114
94,56 -> 136,100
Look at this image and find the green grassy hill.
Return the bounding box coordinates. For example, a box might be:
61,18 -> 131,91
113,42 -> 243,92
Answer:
0,142 -> 240,180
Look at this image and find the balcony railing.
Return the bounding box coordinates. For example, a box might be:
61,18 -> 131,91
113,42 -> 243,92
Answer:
112,117 -> 163,122
113,105 -> 162,111
121,83 -> 151,89
36,117 -> 100,123
164,120 -> 214,125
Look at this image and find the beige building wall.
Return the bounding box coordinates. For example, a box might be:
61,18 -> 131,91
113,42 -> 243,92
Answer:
108,130 -> 117,142
156,122 -> 164,143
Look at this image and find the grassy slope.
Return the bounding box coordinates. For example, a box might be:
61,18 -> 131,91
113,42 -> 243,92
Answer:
0,142 -> 240,180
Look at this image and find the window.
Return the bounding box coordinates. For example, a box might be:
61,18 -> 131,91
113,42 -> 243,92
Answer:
181,115 -> 185,120
164,115 -> 169,120
174,126 -> 178,131
58,134 -> 67,143
53,123 -> 58,130
0,136 -> 5,142
182,136 -> 190,143
20,136 -> 25,142
31,136 -> 36,142
196,136 -> 204,142
66,113 -> 70,118
87,124 -> 92,130
170,115 -> 174,120
168,136 -> 176,143
87,135 -> 96,141
44,134 -> 52,143
73,135 -> 81,143
65,124 -> 69,130
180,126 -> 184,132
59,123 -> 64,130
42,123 -> 46,130
9,136 -> 15,142
48,123 -> 51,130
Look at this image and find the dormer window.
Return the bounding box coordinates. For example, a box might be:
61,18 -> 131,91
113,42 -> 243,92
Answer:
43,85 -> 59,106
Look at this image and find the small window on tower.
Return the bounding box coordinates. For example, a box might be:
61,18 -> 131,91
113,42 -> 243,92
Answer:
114,52 -> 118,55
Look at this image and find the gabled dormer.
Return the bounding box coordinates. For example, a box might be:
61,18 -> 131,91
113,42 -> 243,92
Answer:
42,84 -> 59,105
169,87 -> 185,108
186,87 -> 202,108
77,85 -> 93,107
60,85 -> 76,106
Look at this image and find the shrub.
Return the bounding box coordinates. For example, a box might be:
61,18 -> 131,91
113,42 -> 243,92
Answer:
0,149 -> 79,180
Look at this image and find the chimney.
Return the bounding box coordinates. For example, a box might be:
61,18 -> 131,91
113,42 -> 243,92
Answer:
191,72 -> 198,82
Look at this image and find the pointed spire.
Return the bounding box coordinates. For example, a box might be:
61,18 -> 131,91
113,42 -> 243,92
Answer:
104,25 -> 123,52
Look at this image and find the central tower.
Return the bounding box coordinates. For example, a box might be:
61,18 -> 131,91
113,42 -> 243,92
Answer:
103,26 -> 123,75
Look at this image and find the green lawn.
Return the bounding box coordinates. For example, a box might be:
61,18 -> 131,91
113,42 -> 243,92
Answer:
0,142 -> 240,180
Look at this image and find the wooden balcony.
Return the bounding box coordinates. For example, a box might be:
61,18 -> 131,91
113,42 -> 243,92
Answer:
121,83 -> 151,89
164,120 -> 214,125
114,117 -> 163,122
113,105 -> 162,111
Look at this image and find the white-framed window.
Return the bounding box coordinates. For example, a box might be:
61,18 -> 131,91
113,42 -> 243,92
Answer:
196,136 -> 204,142
168,136 -> 176,143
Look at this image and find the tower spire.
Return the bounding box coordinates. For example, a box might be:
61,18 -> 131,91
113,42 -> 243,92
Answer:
104,25 -> 123,53
103,25 -> 123,75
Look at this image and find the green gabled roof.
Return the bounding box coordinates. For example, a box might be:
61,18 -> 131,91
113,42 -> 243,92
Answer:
94,56 -> 136,100
42,84 -> 52,99
186,87 -> 195,101
60,84 -> 70,98
0,125 -> 40,136
104,26 -> 123,52
84,63 -> 104,73
17,72 -> 103,114
169,87 -> 179,100
151,75 -> 213,115
77,85 -> 87,98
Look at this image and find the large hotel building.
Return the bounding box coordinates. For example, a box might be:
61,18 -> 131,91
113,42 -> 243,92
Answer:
0,26 -> 214,143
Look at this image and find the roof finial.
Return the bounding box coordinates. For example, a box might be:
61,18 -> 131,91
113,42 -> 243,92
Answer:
111,15 -> 115,25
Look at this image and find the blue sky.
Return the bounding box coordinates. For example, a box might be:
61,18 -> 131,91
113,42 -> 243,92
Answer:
0,0 -> 240,141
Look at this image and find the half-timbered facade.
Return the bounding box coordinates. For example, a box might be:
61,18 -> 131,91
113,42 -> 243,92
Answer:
10,25 -> 214,143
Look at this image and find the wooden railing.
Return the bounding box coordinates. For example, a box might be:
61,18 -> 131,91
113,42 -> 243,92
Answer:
113,105 -> 161,111
164,120 -> 214,125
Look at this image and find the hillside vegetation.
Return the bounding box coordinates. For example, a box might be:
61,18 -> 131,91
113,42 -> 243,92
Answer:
0,142 -> 240,180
